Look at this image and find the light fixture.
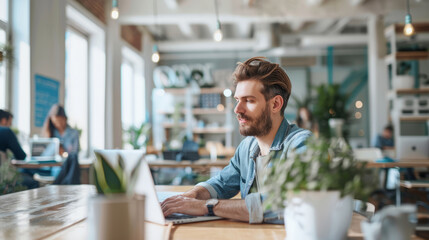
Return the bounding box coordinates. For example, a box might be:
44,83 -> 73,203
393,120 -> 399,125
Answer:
151,0 -> 160,63
403,0 -> 415,36
213,0 -> 223,42
111,0 -> 119,20
151,44 -> 160,63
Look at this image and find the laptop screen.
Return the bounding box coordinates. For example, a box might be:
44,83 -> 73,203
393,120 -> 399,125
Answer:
29,138 -> 60,160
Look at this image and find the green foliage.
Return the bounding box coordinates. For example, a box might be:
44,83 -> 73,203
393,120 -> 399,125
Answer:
290,94 -> 313,110
0,163 -> 27,195
124,122 -> 151,149
312,84 -> 350,139
263,136 -> 373,211
93,152 -> 142,195
0,43 -> 13,65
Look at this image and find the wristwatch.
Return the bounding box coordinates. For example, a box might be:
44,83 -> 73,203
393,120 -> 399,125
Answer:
205,199 -> 219,216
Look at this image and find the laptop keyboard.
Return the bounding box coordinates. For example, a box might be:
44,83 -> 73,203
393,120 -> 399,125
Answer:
166,213 -> 197,220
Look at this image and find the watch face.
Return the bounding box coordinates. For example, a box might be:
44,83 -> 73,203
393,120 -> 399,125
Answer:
206,199 -> 219,206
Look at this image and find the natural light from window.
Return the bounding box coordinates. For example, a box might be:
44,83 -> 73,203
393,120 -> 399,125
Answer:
65,28 -> 88,155
0,29 -> 6,109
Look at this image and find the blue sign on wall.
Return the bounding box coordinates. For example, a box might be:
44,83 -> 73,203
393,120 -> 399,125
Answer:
34,74 -> 60,127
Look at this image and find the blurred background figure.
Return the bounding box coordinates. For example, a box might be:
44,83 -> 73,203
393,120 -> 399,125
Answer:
374,125 -> 394,150
41,104 -> 80,157
295,107 -> 319,137
0,109 -> 26,161
0,109 -> 13,127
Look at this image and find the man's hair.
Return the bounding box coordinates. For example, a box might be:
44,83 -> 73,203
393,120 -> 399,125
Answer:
385,125 -> 393,132
232,57 -> 292,115
0,109 -> 13,121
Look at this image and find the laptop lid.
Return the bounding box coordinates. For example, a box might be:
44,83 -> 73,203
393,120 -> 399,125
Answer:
28,138 -> 61,161
397,137 -> 429,161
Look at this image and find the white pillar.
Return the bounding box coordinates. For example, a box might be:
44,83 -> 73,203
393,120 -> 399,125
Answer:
105,17 -> 123,149
367,15 -> 388,145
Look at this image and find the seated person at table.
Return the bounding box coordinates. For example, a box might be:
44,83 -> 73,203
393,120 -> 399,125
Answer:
374,124 -> 394,150
161,57 -> 312,223
41,104 -> 80,156
0,110 -> 26,160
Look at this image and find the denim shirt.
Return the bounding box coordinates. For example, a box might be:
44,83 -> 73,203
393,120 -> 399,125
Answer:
197,118 -> 312,223
53,126 -> 80,155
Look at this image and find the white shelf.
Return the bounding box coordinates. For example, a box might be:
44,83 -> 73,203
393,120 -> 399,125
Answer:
192,127 -> 232,134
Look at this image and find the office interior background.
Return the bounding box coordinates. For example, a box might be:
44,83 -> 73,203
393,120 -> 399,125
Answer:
0,0 -> 429,161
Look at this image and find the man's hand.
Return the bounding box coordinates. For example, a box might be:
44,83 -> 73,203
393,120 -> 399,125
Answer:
161,195 -> 208,217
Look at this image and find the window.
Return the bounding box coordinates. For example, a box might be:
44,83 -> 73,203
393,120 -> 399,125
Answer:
65,27 -> 89,155
0,0 -> 8,109
121,45 -> 145,149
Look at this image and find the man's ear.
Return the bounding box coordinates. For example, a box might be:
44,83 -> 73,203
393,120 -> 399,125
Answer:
271,95 -> 284,113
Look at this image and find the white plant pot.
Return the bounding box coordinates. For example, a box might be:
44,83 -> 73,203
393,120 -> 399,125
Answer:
284,191 -> 353,240
88,194 -> 145,240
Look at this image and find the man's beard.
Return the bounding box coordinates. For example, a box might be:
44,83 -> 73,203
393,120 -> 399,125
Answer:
237,104 -> 272,137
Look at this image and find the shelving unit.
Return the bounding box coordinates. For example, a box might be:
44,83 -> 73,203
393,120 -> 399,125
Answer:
152,87 -> 234,151
384,23 -> 429,161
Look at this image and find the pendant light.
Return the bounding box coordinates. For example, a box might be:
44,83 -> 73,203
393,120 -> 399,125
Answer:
213,0 -> 223,42
111,0 -> 119,20
152,0 -> 160,63
403,0 -> 415,36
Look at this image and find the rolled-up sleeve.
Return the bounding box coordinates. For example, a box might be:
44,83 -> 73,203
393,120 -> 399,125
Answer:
245,193 -> 263,223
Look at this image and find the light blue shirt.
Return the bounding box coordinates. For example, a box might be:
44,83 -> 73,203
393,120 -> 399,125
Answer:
53,126 -> 80,155
197,118 -> 312,224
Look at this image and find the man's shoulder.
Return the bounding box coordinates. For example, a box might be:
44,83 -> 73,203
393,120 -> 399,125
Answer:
285,124 -> 312,141
0,126 -> 14,135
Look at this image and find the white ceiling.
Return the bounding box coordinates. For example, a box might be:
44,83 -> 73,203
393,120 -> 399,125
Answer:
116,0 -> 429,56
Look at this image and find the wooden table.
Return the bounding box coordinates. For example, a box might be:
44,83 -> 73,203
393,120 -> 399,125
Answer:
148,159 -> 230,169
366,161 -> 429,168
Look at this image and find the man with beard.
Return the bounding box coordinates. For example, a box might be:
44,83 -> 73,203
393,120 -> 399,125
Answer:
161,57 -> 312,223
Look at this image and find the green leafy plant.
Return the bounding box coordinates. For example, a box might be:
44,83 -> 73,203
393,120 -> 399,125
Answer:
263,136 -> 372,211
93,152 -> 142,194
0,43 -> 14,65
124,122 -> 151,150
0,163 -> 27,195
312,84 -> 350,139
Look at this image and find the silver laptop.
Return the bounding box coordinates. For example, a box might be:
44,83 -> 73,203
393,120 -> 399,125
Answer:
94,149 -> 222,225
27,138 -> 61,162
396,137 -> 429,161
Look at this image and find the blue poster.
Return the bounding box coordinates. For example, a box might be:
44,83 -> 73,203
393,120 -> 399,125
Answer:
34,74 -> 60,127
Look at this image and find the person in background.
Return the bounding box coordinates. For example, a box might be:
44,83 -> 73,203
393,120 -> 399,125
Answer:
0,109 -> 26,160
295,107 -> 319,137
374,125 -> 394,150
0,109 -> 13,127
41,104 -> 80,156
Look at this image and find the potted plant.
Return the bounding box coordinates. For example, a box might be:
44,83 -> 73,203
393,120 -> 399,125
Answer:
263,136 -> 372,240
123,122 -> 151,150
0,163 -> 27,195
312,84 -> 350,139
89,151 -> 145,240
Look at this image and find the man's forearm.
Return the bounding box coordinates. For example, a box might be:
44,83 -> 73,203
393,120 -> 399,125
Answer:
213,199 -> 249,222
182,185 -> 211,200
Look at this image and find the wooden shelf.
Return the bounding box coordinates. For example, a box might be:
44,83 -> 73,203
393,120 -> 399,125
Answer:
395,89 -> 429,95
193,127 -> 232,134
162,122 -> 187,128
192,108 -> 225,114
399,116 -> 429,121
385,51 -> 429,63
393,22 -> 429,34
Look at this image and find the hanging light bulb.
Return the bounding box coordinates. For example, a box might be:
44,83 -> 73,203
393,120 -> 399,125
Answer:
213,21 -> 223,42
111,0 -> 119,20
403,14 -> 415,36
403,0 -> 414,36
151,44 -> 160,63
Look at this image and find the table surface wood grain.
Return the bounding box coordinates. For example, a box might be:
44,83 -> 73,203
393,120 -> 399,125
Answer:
0,185 -> 424,240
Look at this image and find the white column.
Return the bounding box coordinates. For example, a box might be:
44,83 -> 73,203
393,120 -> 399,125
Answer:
105,17 -> 123,149
367,15 -> 388,145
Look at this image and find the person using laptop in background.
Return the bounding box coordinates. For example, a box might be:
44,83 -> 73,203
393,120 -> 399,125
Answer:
0,109 -> 39,189
162,57 -> 312,224
0,109 -> 26,160
374,124 -> 394,151
41,104 -> 80,157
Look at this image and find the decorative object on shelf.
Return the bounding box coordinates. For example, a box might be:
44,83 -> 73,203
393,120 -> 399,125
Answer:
420,74 -> 429,89
312,84 -> 350,139
90,150 -> 145,240
110,0 -> 119,20
403,0 -> 415,36
153,66 -> 176,88
263,136 -> 372,240
172,64 -> 190,87
393,75 -> 414,89
361,204 -> 416,240
213,0 -> 222,42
